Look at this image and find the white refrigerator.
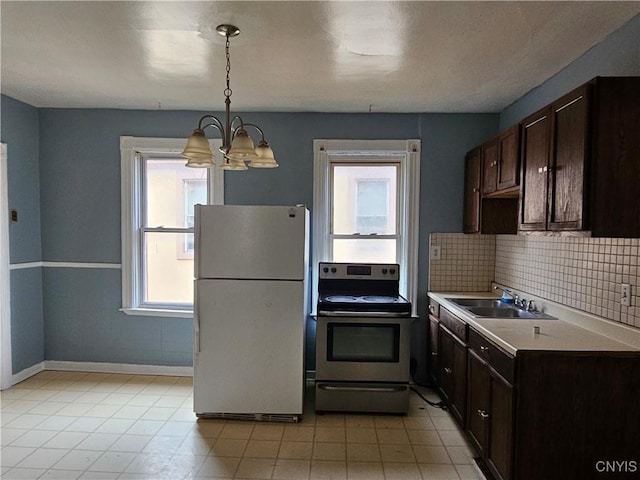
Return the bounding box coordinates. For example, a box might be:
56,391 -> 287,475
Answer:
193,205 -> 309,422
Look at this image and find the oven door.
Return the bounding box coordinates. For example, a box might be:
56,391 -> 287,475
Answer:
315,315 -> 411,383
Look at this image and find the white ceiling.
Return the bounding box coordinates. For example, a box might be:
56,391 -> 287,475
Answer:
2,1 -> 639,113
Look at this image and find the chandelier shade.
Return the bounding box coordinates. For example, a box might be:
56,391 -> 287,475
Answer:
182,129 -> 215,168
250,140 -> 279,168
227,128 -> 259,160
181,24 -> 278,171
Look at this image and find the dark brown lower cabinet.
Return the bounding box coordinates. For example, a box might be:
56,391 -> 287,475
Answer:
431,305 -> 640,480
439,325 -> 467,426
467,341 -> 513,480
487,368 -> 513,480
428,314 -> 439,387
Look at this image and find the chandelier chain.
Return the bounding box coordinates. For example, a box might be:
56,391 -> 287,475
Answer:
224,35 -> 232,99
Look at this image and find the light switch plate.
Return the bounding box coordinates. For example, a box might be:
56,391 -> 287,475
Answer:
621,283 -> 631,306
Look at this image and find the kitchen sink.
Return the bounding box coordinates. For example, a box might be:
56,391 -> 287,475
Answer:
448,298 -> 512,308
445,298 -> 557,320
466,306 -> 555,319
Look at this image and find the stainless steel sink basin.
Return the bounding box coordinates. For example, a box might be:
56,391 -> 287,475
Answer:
445,298 -> 557,319
448,298 -> 512,308
466,306 -> 555,319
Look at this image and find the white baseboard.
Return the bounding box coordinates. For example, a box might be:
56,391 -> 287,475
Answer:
7,361 -> 193,387
45,361 -> 193,377
11,361 -> 45,386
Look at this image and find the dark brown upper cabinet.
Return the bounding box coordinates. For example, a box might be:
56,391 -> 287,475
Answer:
482,125 -> 520,197
464,144 -> 518,235
519,77 -> 640,237
463,147 -> 482,234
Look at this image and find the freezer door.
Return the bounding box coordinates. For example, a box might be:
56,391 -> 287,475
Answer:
193,279 -> 306,416
195,205 -> 309,280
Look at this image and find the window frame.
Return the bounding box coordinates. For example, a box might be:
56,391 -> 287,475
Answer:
312,139 -> 421,315
120,136 -> 224,318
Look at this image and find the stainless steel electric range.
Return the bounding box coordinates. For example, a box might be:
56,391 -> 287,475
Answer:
315,262 -> 412,414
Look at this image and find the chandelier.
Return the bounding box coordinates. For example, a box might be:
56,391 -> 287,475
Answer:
181,24 -> 278,170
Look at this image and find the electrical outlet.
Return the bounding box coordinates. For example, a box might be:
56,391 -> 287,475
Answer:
430,245 -> 441,260
10,209 -> 18,222
621,283 -> 631,307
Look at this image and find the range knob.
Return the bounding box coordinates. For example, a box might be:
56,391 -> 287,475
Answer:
322,267 -> 329,273
331,267 -> 337,273
382,269 -> 388,274
390,268 -> 396,274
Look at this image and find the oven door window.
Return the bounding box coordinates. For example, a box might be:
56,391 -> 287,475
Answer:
327,323 -> 400,362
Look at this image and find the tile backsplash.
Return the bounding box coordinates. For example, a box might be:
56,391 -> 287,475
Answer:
428,233 -> 495,292
429,233 -> 640,329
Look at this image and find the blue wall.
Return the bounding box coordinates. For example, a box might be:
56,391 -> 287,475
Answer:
500,14 -> 640,128
36,108 -> 497,380
1,95 -> 45,372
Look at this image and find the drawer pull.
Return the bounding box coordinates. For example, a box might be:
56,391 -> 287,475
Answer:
444,367 -> 452,375
431,352 -> 438,357
480,346 -> 489,352
478,409 -> 490,419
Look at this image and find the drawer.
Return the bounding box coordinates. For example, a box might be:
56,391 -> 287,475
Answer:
440,307 -> 467,342
428,299 -> 440,318
468,328 -> 515,384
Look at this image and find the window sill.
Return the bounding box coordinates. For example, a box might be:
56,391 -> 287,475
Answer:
121,307 -> 193,318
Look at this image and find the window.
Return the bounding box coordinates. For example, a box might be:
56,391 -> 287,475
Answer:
120,137 -> 224,317
313,139 -> 420,314
331,165 -> 397,263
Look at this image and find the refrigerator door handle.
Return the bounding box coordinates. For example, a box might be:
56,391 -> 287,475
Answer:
194,281 -> 200,353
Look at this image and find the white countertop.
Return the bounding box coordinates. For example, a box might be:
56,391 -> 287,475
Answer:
428,291 -> 640,356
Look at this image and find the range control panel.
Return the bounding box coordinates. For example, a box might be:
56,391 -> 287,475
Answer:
318,262 -> 399,280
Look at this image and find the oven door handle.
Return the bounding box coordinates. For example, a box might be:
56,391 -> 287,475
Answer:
317,384 -> 408,393
318,311 -> 409,318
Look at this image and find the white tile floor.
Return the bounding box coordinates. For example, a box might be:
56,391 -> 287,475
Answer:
1,371 -> 486,479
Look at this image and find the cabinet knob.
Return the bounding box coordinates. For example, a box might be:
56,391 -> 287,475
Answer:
477,409 -> 490,419
443,367 -> 452,375
472,188 -> 479,193
537,166 -> 549,173
491,161 -> 498,167
431,352 -> 438,357
480,346 -> 489,352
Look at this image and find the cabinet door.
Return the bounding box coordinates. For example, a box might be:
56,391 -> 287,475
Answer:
463,147 -> 482,233
482,138 -> 499,195
497,125 -> 520,190
451,333 -> 468,426
487,370 -> 513,480
519,108 -> 551,231
428,315 -> 440,387
439,325 -> 467,426
439,327 -> 455,404
548,85 -> 589,231
467,349 -> 490,455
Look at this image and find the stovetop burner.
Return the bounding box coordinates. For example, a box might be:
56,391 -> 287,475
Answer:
362,295 -> 400,303
324,295 -> 359,303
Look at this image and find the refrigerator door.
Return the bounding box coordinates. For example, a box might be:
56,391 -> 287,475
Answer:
194,279 -> 306,417
195,205 -> 309,281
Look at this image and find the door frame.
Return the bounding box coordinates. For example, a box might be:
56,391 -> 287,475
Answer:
1,142 -> 12,389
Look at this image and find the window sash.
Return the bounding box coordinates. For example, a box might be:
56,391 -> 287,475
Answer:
120,136 -> 223,317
